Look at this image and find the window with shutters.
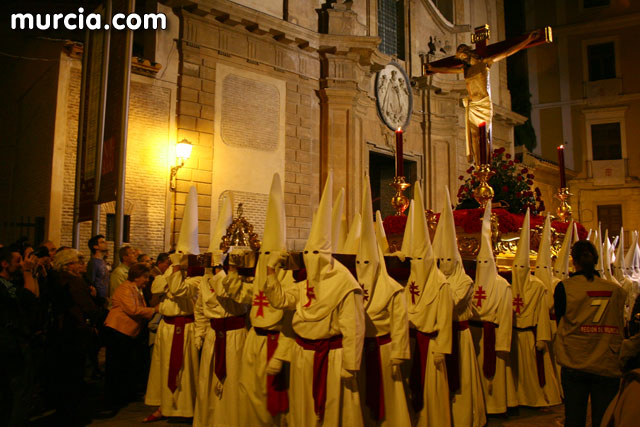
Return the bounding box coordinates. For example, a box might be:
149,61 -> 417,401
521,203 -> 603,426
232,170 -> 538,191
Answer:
591,122 -> 622,161
587,42 -> 616,81
106,214 -> 131,243
597,205 -> 622,239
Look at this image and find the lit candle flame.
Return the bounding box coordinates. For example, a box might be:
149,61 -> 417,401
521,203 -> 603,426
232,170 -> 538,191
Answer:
559,144 -> 564,149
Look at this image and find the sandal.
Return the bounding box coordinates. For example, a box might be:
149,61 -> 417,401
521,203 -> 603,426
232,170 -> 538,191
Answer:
143,410 -> 165,423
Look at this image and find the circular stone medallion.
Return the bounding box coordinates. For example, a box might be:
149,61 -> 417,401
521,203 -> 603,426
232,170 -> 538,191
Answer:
375,62 -> 413,131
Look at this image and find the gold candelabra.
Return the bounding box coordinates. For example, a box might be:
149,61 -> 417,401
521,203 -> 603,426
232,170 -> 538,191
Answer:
473,164 -> 495,209
390,176 -> 411,215
555,187 -> 573,222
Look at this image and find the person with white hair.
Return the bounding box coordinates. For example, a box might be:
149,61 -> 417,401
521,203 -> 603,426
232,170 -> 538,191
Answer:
263,172 -> 366,426
433,188 -> 486,427
402,182 -> 453,427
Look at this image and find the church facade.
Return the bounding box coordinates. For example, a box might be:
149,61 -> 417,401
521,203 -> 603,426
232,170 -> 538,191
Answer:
1,0 -> 526,256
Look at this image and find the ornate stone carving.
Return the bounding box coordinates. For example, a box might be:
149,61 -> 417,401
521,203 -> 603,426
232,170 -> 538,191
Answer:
375,62 -> 413,130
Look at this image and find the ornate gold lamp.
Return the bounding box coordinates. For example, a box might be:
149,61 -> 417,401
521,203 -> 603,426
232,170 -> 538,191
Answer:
473,164 -> 495,209
390,176 -> 411,215
555,187 -> 573,222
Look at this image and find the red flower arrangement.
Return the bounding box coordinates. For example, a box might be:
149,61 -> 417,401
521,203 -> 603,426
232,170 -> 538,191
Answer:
457,148 -> 544,215
382,214 -> 408,235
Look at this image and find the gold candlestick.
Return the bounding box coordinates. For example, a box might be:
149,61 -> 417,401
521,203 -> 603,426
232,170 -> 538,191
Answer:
473,164 -> 495,209
555,187 -> 573,222
390,176 -> 411,215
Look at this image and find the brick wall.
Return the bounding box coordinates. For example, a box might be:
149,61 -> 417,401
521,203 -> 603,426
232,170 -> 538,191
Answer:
60,64 -> 173,259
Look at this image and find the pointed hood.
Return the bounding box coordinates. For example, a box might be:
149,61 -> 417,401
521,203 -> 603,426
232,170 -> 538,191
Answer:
176,186 -> 200,255
596,225 -> 605,276
304,172 -> 333,282
613,227 -> 628,282
473,201 -> 501,318
535,214 -> 556,292
356,175 -> 380,307
209,192 -> 233,253
512,209 -> 531,296
250,173 -> 293,327
331,188 -> 346,253
573,222 -> 580,244
403,181 -> 435,286
553,220 -> 573,280
626,231 -> 640,279
341,213 -> 362,255
298,172 -> 360,321
433,186 -> 463,277
602,230 -> 617,282
374,210 -> 390,254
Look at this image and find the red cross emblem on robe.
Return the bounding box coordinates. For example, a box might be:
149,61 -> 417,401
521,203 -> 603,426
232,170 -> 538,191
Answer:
253,291 -> 269,317
474,286 -> 487,307
303,280 -> 315,308
409,281 -> 420,304
513,294 -> 524,314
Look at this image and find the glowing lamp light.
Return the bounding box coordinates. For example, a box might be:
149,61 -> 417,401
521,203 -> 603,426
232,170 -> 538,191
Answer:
176,139 -> 193,161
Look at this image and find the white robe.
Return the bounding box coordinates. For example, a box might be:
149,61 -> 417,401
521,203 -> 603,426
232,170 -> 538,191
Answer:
512,276 -> 562,407
359,288 -> 410,427
406,269 -> 453,427
193,270 -> 249,427
145,270 -> 200,417
223,269 -> 294,427
470,276 -> 515,414
448,271 -> 486,427
264,271 -> 365,427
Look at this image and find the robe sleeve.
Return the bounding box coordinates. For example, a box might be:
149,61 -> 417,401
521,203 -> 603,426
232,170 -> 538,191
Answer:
194,281 -> 207,343
264,273 -> 298,309
452,276 -> 474,311
535,288 -> 552,342
496,283 -> 513,352
389,290 -> 410,360
221,269 -> 254,304
432,282 -> 453,355
151,274 -> 169,296
337,291 -> 365,371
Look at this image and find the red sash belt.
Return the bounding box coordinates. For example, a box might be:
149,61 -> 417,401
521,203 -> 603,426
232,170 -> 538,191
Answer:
295,334 -> 343,420
163,315 -> 195,392
364,334 -> 392,421
210,315 -> 246,382
409,329 -> 438,412
445,321 -> 469,393
515,326 -> 546,387
470,320 -> 497,379
254,327 -> 289,416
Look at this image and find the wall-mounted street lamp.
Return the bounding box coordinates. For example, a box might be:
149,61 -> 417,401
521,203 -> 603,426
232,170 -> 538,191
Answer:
170,139 -> 193,191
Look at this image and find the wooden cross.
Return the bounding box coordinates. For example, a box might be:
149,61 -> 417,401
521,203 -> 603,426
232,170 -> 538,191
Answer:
425,25 -> 553,72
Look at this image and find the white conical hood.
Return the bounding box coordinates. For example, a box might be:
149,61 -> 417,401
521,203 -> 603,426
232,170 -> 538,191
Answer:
374,210 -> 390,254
553,220 -> 573,280
512,209 -> 531,296
304,172 -> 333,285
403,181 -> 435,286
611,235 -> 619,265
340,213 -> 362,255
613,227 -> 627,282
596,225 -> 605,276
261,173 -> 286,251
535,214 -> 555,289
253,173 -> 287,303
176,186 -> 200,255
331,188 -> 345,253
587,229 -> 594,243
573,222 -> 580,244
603,230 -> 616,282
473,201 -> 500,318
626,231 -> 640,279
356,175 -> 380,305
209,192 -> 233,253
433,186 -> 462,277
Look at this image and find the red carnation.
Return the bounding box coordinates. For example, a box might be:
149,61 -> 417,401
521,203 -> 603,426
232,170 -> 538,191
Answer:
502,185 -> 509,193
508,160 -> 514,166
502,164 -> 509,170
514,158 -> 521,164
521,167 -> 529,174
458,175 -> 464,180
466,167 -> 474,174
527,179 -> 533,185
506,153 -> 512,159
517,175 -> 524,181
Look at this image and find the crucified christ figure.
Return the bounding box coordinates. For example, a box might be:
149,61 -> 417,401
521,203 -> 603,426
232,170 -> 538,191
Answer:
426,28 -> 542,166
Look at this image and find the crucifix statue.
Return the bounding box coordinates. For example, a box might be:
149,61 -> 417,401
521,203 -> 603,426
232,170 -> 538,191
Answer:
425,25 -> 552,166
